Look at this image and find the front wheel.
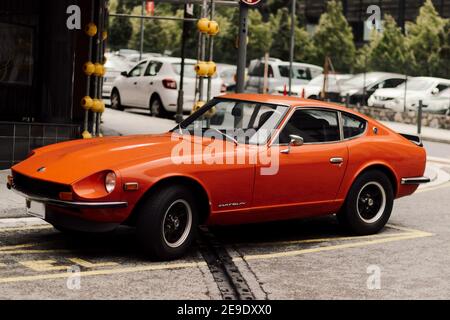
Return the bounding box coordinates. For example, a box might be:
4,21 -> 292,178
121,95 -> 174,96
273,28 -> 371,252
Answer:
110,89 -> 125,111
337,170 -> 394,235
136,185 -> 198,260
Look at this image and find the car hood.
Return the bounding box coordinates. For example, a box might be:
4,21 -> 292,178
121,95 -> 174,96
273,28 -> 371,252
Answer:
11,133 -> 212,185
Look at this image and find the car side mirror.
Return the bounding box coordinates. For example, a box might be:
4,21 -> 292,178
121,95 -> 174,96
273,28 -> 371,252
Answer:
281,134 -> 304,154
431,87 -> 439,95
121,71 -> 128,77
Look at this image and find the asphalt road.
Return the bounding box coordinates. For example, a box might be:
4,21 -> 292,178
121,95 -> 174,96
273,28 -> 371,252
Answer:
0,110 -> 449,299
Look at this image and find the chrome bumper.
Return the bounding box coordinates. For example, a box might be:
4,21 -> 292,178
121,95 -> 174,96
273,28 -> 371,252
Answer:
10,187 -> 128,209
400,176 -> 431,185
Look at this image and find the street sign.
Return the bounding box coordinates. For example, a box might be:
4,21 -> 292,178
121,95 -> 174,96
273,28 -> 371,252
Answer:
240,0 -> 261,5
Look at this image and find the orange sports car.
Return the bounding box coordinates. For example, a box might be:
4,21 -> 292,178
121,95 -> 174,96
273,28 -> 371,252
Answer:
7,94 -> 429,260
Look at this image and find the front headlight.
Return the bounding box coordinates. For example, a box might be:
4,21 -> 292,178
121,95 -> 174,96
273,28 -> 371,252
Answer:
105,172 -> 116,193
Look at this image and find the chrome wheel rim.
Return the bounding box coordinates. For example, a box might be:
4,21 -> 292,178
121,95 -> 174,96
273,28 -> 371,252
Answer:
356,181 -> 386,223
162,199 -> 192,248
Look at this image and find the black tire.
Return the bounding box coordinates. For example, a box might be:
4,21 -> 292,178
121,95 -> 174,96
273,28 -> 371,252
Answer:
136,185 -> 198,260
111,89 -> 125,111
337,170 -> 394,235
150,95 -> 167,118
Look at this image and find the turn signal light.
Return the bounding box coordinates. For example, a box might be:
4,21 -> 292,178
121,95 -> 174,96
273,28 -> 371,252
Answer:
124,182 -> 139,191
59,192 -> 73,201
162,78 -> 177,89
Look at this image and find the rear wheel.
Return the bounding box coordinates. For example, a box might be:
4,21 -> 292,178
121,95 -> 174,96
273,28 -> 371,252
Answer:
150,95 -> 167,118
136,185 -> 198,260
337,170 -> 394,235
111,89 -> 124,111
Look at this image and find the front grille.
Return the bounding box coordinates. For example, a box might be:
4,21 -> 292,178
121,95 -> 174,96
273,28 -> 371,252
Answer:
12,171 -> 71,199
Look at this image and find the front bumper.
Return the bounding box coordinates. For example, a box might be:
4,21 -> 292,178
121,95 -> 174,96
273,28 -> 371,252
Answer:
8,184 -> 128,209
400,176 -> 431,185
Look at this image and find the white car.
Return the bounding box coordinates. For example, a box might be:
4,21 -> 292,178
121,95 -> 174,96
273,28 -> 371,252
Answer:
368,77 -> 450,111
245,58 -> 323,94
102,53 -> 133,99
110,57 -> 225,117
392,87 -> 450,114
275,74 -> 352,101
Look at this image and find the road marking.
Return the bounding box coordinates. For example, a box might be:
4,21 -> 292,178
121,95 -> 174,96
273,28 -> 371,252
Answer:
0,249 -> 71,255
0,225 -> 53,233
238,231 -> 432,262
416,181 -> 450,194
0,241 -> 57,251
0,261 -> 208,284
0,225 -> 434,284
68,258 -> 117,268
235,231 -> 407,247
20,260 -> 69,272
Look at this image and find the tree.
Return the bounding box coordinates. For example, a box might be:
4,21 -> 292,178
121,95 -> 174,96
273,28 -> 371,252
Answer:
312,0 -> 355,73
270,8 -> 290,60
247,9 -> 273,61
407,0 -> 447,76
108,1 -> 133,50
367,15 -> 413,75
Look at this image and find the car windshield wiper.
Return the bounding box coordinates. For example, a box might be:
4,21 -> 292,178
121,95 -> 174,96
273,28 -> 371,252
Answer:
209,128 -> 238,146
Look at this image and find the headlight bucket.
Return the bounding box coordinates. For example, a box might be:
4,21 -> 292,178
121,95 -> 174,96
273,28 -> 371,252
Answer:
105,172 -> 116,193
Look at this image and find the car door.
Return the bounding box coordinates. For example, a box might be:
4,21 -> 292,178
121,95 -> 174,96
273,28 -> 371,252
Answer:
135,60 -> 162,107
253,108 -> 348,216
120,61 -> 147,106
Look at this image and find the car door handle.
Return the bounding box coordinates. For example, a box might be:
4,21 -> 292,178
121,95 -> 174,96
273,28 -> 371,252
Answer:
133,82 -> 137,85
330,157 -> 344,164
149,81 -> 153,85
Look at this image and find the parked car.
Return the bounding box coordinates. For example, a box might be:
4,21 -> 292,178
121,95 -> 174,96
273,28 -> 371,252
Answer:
8,94 -> 429,260
340,72 -> 406,105
369,77 -> 450,112
217,63 -> 237,92
102,53 -> 133,99
110,57 -> 225,117
125,52 -> 163,65
245,58 -> 323,93
275,73 -> 352,101
114,49 -> 139,59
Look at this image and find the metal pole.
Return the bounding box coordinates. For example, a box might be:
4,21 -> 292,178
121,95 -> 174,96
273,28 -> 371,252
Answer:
176,4 -> 189,123
288,0 -> 296,96
403,75 -> 408,112
236,2 -> 248,93
198,0 -> 208,101
206,0 -> 215,101
139,0 -> 145,61
417,100 -> 423,134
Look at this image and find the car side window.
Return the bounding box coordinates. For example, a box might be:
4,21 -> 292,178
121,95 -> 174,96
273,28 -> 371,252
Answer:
342,113 -> 367,139
128,61 -> 147,77
145,61 -> 162,76
278,109 -> 340,144
385,78 -> 405,88
436,84 -> 450,93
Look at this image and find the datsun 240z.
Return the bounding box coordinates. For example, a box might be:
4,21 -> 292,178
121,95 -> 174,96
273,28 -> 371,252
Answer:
7,94 -> 429,260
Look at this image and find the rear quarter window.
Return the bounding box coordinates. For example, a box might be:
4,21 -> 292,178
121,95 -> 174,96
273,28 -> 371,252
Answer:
342,113 -> 367,139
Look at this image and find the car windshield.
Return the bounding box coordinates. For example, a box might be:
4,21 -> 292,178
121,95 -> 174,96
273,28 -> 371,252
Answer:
174,99 -> 289,145
278,65 -> 314,80
397,78 -> 435,91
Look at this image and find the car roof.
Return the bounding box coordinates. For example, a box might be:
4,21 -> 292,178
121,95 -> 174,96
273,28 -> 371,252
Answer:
218,93 -> 351,112
138,56 -> 198,64
410,76 -> 450,83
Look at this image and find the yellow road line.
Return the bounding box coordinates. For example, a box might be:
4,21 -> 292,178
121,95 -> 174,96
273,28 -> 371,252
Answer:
0,261 -> 207,284
0,249 -> 71,255
235,231 -> 408,247
0,225 -> 53,233
238,231 -> 432,261
386,224 -> 433,235
0,241 -> 57,252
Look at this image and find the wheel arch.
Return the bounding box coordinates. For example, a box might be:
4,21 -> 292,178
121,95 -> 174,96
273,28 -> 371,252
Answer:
350,163 -> 399,198
125,175 -> 211,226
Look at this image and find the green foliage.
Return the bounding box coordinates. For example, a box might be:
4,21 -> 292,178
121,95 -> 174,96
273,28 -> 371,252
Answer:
312,0 -> 356,72
407,0 -> 447,76
108,0 -> 133,51
367,15 -> 413,74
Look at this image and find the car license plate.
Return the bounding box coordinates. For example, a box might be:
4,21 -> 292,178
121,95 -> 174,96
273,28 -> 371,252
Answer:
26,200 -> 46,219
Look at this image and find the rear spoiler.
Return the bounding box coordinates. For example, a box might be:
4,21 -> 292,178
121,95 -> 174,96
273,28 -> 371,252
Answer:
400,133 -> 423,147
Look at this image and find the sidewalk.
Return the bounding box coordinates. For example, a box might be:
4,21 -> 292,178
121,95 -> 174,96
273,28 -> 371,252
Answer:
381,121 -> 450,144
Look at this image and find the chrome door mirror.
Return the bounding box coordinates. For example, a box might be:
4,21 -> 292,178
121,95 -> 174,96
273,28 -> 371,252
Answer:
281,135 -> 304,154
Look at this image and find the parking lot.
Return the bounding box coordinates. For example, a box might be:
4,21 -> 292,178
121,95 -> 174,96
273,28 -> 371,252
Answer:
0,161 -> 449,299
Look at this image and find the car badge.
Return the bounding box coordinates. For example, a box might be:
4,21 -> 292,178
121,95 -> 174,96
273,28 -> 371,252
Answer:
37,166 -> 46,173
